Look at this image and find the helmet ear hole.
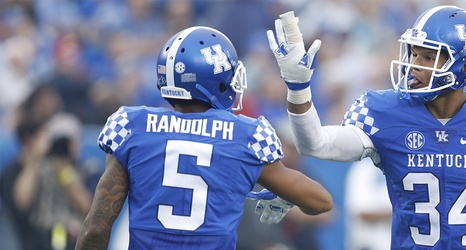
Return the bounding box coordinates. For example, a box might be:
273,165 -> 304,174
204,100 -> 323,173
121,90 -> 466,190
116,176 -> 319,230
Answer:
219,83 -> 227,93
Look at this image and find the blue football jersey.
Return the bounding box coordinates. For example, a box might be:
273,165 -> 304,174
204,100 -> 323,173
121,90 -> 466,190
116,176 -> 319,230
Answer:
343,89 -> 466,249
97,106 -> 283,249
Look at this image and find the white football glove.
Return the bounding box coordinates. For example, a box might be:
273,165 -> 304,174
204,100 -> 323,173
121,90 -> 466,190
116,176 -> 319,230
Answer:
267,11 -> 321,104
246,189 -> 294,224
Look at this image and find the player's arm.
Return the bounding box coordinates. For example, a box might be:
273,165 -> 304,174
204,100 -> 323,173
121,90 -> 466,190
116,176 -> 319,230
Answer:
75,154 -> 129,250
288,105 -> 374,161
257,160 -> 333,216
268,11 -> 373,161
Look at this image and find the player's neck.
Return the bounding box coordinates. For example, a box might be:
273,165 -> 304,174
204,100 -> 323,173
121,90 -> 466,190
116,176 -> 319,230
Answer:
172,99 -> 213,113
425,89 -> 466,119
174,105 -> 211,113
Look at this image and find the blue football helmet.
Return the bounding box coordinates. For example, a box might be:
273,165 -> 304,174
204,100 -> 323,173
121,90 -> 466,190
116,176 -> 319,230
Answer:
156,26 -> 247,111
390,5 -> 466,103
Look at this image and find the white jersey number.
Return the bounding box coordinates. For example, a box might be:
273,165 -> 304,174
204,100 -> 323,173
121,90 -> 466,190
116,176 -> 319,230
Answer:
403,173 -> 466,246
157,140 -> 212,231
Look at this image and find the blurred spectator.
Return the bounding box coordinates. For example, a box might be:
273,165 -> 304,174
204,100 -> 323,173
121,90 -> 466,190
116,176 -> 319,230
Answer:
0,83 -> 61,180
14,83 -> 63,129
0,115 -> 48,250
0,35 -> 37,120
0,112 -> 97,250
345,158 -> 392,250
44,32 -> 105,124
0,83 -> 62,178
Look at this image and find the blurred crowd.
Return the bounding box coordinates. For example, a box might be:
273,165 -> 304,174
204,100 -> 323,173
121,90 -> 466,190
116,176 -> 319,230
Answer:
0,0 -> 462,250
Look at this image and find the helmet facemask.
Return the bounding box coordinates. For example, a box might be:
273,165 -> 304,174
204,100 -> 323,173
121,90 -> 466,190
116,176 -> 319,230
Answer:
390,5 -> 466,103
390,29 -> 457,103
230,61 -> 247,111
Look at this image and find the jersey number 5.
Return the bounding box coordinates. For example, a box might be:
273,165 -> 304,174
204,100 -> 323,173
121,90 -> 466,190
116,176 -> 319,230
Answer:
403,172 -> 466,246
158,140 -> 212,231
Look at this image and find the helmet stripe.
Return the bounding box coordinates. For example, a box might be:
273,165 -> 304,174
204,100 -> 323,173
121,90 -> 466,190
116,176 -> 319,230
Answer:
166,27 -> 200,87
413,5 -> 456,30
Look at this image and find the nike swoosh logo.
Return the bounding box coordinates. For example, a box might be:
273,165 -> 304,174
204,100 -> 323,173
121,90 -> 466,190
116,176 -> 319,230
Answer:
461,137 -> 466,145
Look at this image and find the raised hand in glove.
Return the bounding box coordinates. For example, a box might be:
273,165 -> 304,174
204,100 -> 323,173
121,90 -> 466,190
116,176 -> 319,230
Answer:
246,189 -> 294,224
267,11 -> 321,104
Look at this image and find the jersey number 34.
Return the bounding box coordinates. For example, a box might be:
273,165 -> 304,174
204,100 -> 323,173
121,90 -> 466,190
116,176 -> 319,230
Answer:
404,172 -> 466,246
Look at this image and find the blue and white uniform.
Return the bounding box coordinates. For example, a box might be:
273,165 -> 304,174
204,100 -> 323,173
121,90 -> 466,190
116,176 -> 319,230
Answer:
289,88 -> 466,249
342,89 -> 466,249
98,106 -> 283,249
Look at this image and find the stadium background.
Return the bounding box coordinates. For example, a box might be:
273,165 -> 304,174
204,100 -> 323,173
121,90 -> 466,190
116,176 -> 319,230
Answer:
0,0 -> 462,249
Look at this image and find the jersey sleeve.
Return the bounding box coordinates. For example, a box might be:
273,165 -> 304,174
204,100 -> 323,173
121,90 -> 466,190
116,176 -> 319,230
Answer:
97,106 -> 132,155
248,116 -> 284,163
342,91 -> 380,136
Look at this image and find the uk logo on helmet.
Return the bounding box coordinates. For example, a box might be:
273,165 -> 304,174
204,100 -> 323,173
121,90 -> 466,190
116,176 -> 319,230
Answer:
455,24 -> 466,41
200,44 -> 232,74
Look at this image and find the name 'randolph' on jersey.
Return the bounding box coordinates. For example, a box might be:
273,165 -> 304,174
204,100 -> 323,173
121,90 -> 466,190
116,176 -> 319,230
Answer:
342,89 -> 466,248
97,105 -> 283,248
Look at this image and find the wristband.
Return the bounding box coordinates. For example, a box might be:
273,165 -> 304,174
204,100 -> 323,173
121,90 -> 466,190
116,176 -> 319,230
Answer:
285,80 -> 311,90
287,86 -> 312,104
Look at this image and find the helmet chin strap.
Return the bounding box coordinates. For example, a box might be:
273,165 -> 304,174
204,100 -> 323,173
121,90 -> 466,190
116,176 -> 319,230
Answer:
396,87 -> 411,100
195,84 -> 227,110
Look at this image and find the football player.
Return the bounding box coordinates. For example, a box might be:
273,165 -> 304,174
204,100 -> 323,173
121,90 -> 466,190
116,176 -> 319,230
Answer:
260,5 -> 466,249
75,26 -> 333,249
